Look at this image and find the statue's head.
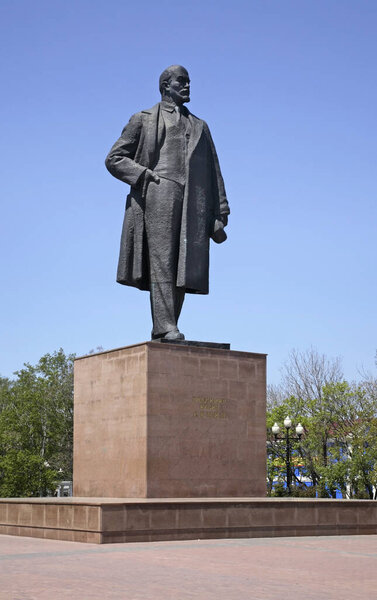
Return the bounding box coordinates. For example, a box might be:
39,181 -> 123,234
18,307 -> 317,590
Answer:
159,65 -> 190,105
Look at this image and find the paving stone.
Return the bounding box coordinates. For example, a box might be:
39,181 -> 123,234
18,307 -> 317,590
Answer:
0,534 -> 376,599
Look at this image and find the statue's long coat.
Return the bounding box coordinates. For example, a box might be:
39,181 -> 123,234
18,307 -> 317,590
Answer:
105,102 -> 229,294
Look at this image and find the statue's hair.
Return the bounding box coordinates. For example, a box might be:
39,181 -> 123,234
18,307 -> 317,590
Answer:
159,65 -> 188,94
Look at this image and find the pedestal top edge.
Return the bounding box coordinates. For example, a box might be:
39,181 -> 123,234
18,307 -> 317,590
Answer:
0,497 -> 372,506
74,341 -> 267,361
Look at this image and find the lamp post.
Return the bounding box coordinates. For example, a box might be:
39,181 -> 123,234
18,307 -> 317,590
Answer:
271,417 -> 304,495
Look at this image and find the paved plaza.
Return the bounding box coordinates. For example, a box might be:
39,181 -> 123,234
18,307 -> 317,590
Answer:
0,534 -> 376,599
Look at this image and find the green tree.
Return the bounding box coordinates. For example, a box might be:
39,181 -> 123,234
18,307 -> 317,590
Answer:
267,354 -> 377,499
0,349 -> 74,497
0,377 -> 11,412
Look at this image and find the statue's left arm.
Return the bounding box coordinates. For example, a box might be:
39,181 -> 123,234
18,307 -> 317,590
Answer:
204,122 -> 230,222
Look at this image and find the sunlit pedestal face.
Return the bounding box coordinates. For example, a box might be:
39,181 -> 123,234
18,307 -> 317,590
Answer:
73,342 -> 267,498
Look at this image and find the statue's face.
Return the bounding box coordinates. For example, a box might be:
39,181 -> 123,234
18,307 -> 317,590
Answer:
165,67 -> 190,105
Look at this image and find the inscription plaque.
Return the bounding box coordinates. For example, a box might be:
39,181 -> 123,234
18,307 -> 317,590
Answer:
193,397 -> 228,419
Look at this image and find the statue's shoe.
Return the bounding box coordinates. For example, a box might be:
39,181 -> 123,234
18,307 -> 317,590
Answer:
164,329 -> 185,341
151,332 -> 164,340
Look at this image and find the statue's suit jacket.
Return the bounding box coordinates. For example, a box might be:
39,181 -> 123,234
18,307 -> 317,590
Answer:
105,102 -> 229,294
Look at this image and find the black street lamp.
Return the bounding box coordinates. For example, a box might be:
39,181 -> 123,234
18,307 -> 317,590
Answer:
271,417 -> 304,495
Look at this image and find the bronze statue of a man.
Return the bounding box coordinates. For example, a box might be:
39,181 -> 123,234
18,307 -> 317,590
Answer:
105,65 -> 229,340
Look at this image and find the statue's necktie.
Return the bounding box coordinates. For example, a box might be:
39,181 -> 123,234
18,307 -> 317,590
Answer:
175,105 -> 181,123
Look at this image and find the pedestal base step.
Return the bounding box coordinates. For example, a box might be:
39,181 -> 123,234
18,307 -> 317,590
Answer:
1,497 -> 377,544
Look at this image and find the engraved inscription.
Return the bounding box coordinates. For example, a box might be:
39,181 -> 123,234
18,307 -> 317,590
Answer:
193,397 -> 228,419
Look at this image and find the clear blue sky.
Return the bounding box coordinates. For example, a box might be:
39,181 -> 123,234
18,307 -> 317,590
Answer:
0,0 -> 376,383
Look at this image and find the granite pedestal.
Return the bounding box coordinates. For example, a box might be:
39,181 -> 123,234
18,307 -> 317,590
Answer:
2,497 -> 377,544
3,344 -> 377,545
73,342 -> 267,498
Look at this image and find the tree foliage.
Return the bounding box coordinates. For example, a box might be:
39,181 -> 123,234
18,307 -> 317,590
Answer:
267,349 -> 377,498
0,349 -> 74,497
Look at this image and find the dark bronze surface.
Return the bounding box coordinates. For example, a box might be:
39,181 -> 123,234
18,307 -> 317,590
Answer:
105,65 -> 229,340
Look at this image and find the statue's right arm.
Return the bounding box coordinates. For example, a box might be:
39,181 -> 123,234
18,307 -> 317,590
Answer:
105,113 -> 147,187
